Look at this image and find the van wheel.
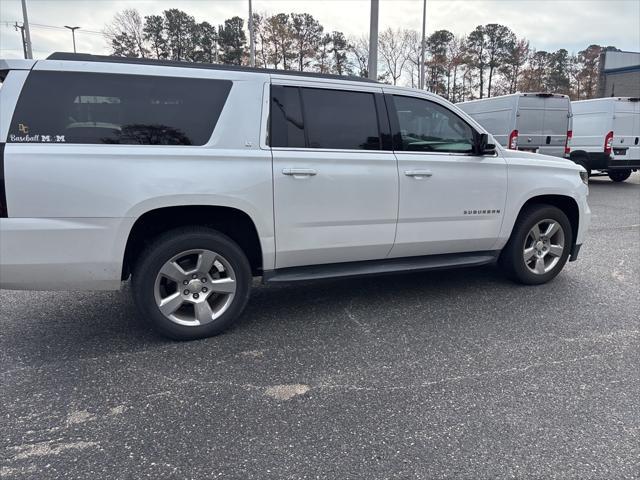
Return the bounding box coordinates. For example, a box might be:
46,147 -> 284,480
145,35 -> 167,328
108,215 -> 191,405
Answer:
499,205 -> 573,285
132,228 -> 252,340
608,169 -> 631,182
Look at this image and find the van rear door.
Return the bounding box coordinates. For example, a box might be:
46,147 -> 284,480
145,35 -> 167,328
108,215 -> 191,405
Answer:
541,95 -> 570,157
612,99 -> 640,163
516,95 -> 544,152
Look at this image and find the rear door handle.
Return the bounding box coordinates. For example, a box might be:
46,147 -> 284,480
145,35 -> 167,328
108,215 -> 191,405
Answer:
282,168 -> 317,177
404,169 -> 433,179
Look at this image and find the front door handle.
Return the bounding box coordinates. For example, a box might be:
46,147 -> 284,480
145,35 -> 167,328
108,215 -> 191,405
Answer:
404,169 -> 433,179
282,168 -> 317,177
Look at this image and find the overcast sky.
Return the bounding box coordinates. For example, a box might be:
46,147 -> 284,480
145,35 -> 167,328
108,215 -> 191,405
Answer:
1,0 -> 638,59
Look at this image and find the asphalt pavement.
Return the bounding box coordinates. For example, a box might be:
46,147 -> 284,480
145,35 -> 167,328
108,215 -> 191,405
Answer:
1,173 -> 639,479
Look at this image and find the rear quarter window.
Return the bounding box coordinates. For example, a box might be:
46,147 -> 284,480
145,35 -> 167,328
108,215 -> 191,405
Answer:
8,71 -> 231,145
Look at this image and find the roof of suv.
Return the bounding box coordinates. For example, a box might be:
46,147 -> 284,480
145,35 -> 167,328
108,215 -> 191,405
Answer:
47,52 -> 379,84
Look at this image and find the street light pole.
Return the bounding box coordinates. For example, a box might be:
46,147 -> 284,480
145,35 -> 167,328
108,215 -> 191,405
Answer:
14,22 -> 28,59
21,0 -> 33,59
420,0 -> 426,89
368,0 -> 379,80
248,0 -> 255,67
64,26 -> 80,53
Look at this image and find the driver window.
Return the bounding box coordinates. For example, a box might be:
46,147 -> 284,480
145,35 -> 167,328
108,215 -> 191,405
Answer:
393,95 -> 474,153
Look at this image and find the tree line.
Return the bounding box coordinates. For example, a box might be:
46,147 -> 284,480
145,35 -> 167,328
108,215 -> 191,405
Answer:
104,8 -> 618,101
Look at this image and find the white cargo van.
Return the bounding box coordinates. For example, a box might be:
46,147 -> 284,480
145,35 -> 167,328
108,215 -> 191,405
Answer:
570,97 -> 640,182
457,93 -> 572,158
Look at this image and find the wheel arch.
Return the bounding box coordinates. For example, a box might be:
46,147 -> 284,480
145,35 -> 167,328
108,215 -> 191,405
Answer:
121,205 -> 264,280
515,195 -> 580,249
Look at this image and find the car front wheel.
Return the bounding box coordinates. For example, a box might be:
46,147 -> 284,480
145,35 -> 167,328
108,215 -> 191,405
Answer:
132,228 -> 252,340
500,205 -> 573,285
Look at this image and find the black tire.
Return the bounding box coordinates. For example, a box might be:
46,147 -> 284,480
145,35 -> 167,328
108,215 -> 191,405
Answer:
608,169 -> 632,182
132,227 -> 252,340
499,205 -> 573,285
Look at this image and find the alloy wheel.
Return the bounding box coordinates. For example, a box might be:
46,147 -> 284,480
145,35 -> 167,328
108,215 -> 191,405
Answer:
153,249 -> 237,326
523,219 -> 565,275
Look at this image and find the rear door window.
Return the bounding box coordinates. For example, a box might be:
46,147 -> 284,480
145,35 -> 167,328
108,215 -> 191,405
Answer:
270,85 -> 305,148
300,88 -> 381,150
8,71 -> 231,145
270,86 -> 382,150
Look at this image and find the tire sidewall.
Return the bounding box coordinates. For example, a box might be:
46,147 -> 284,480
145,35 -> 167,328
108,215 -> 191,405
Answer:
608,169 -> 631,182
132,229 -> 252,340
505,206 -> 573,285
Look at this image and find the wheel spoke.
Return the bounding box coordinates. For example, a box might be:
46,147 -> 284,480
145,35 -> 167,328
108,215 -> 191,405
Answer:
535,257 -> 546,274
524,247 -> 536,262
159,261 -> 186,283
548,244 -> 564,257
158,292 -> 183,316
196,250 -> 218,274
209,277 -> 236,294
194,300 -> 214,324
530,224 -> 541,240
543,222 -> 560,238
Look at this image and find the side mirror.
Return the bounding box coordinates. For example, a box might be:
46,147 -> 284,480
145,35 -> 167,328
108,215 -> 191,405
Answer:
473,132 -> 496,155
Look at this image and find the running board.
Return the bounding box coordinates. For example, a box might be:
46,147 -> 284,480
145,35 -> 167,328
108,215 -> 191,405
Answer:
263,251 -> 499,283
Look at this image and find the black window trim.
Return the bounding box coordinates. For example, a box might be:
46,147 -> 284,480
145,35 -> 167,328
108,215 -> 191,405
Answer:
387,93 -> 481,156
269,84 -> 393,152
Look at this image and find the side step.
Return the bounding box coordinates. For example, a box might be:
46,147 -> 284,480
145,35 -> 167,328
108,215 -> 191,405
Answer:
263,251 -> 500,283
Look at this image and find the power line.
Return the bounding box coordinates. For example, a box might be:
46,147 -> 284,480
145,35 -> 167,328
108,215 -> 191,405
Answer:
1,21 -> 107,36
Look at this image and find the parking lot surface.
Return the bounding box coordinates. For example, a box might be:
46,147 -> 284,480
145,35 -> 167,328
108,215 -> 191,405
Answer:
1,173 -> 639,479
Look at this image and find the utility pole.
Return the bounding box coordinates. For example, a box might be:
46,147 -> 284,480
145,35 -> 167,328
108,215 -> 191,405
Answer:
368,0 -> 379,80
420,0 -> 426,89
248,0 -> 255,67
21,0 -> 33,59
64,26 -> 80,53
14,22 -> 28,59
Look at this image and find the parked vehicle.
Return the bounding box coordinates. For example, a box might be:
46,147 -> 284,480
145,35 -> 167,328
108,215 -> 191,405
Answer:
570,97 -> 640,182
0,53 -> 591,340
457,93 -> 572,158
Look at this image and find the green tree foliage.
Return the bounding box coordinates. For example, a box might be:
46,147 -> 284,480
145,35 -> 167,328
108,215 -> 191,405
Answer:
291,13 -> 323,71
143,15 -> 168,59
104,8 -> 615,100
218,16 -> 246,65
330,31 -> 351,75
426,29 -> 454,94
466,26 -> 487,98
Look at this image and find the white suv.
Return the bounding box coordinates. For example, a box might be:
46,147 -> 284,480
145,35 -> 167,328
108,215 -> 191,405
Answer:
0,53 -> 591,340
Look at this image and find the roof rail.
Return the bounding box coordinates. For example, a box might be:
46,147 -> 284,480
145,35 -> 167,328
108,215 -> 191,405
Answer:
46,52 -> 378,84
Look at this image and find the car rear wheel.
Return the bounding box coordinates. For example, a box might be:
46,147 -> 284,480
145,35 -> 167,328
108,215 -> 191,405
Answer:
608,169 -> 632,182
499,205 -> 573,285
132,228 -> 252,340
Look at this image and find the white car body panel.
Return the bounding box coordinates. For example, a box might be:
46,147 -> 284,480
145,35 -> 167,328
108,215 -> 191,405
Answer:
270,79 -> 398,269
0,58 -> 590,291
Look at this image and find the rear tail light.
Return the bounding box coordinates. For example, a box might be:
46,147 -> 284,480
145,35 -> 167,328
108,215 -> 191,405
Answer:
508,129 -> 519,150
565,130 -> 572,155
604,131 -> 614,154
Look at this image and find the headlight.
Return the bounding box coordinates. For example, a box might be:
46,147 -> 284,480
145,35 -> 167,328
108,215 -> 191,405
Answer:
579,170 -> 589,185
